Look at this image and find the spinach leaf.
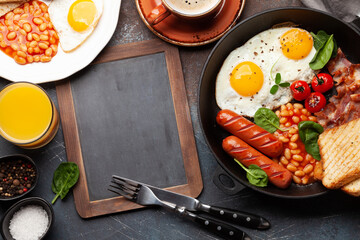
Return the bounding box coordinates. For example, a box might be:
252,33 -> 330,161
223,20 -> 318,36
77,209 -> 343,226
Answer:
234,159 -> 268,187
311,30 -> 338,58
309,34 -> 334,70
51,162 -> 80,204
298,121 -> 324,160
254,108 -> 282,133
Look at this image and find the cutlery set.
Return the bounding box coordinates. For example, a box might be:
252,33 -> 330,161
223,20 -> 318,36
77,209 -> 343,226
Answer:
109,175 -> 270,240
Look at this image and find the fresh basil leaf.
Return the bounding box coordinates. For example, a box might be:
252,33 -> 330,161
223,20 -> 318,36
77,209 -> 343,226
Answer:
275,73 -> 281,84
270,85 -> 279,95
51,162 -> 80,204
234,160 -> 268,187
309,35 -> 334,70
298,121 -> 324,160
279,82 -> 290,87
254,108 -> 281,133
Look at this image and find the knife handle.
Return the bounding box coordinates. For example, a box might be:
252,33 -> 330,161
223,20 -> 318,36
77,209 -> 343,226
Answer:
176,207 -> 251,240
208,206 -> 270,230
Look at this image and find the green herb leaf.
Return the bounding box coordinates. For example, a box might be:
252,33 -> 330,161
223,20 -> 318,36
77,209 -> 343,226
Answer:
234,159 -> 268,187
51,162 -> 80,204
275,73 -> 281,84
298,121 -> 324,160
270,85 -> 279,95
310,31 -> 336,70
254,108 -> 281,133
311,30 -> 329,50
279,82 -> 290,87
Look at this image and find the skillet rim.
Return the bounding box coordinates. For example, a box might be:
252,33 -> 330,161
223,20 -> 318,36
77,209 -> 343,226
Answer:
197,7 -> 360,198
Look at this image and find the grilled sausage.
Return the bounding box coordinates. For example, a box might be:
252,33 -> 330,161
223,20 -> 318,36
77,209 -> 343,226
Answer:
222,135 -> 292,189
216,109 -> 283,158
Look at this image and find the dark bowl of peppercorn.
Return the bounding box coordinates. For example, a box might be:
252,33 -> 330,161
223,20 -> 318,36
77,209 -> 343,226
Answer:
0,154 -> 38,201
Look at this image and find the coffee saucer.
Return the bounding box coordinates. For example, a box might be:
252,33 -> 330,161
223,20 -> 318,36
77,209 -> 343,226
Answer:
136,0 -> 246,47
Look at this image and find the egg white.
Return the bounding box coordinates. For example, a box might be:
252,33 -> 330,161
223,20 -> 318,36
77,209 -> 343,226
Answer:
215,27 -> 317,117
48,0 -> 103,52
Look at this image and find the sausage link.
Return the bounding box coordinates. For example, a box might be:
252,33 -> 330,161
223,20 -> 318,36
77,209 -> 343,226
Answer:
222,136 -> 292,189
217,109 -> 283,158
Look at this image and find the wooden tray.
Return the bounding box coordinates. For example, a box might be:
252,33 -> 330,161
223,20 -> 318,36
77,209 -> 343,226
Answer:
56,39 -> 203,218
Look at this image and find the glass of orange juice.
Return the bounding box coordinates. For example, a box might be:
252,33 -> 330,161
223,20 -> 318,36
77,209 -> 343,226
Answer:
0,82 -> 60,149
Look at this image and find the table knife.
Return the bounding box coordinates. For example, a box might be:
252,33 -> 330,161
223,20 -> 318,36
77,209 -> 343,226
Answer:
112,175 -> 270,230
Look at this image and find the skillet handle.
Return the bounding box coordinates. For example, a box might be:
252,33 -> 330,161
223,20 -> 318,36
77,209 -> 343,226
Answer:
350,17 -> 360,31
212,166 -> 246,195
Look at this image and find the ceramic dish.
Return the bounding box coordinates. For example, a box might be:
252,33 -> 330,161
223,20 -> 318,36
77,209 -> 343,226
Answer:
0,154 -> 38,201
136,0 -> 245,47
1,197 -> 54,240
0,0 -> 121,83
198,7 -> 360,198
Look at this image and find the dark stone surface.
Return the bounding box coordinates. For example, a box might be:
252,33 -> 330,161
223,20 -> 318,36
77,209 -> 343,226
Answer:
0,0 -> 359,239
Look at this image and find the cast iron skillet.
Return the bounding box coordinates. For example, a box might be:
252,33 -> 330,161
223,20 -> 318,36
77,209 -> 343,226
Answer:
198,7 -> 360,198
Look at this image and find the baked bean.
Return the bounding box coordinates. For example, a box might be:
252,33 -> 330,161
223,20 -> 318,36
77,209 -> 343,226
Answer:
27,33 -> 33,41
284,148 -> 291,160
310,159 -> 315,164
295,170 -> 305,177
301,108 -> 308,115
45,47 -> 52,56
32,33 -> 40,41
5,12 -> 14,20
0,41 -> 6,48
52,31 -> 59,40
293,175 -> 302,184
50,44 -> 57,53
300,115 -> 308,121
280,156 -> 289,165
33,17 -> 43,25
44,13 -> 50,21
303,164 -> 314,174
280,117 -> 287,123
7,26 -> 14,31
280,110 -> 289,117
279,136 -> 289,143
48,22 -> 53,29
288,110 -> 294,116
14,55 -> 26,64
38,42 -> 48,49
286,103 -> 293,110
27,47 -> 33,54
293,155 -> 303,162
21,13 -> 29,19
290,134 -> 299,142
29,6 -> 34,14
289,128 -> 297,134
289,142 -> 298,150
19,44 -> 27,52
7,32 -> 16,40
302,176 -> 309,185
13,8 -> 24,14
10,44 -> 18,51
293,109 -> 300,115
24,4 -> 29,13
29,40 -> 37,48
40,55 -> 51,62
34,9 -> 42,17
17,50 -> 26,58
14,14 -> 20,21
287,164 -> 297,172
40,34 -> 48,41
20,29 -> 27,36
27,55 -> 33,63
34,55 -> 40,62
290,149 -> 301,155
291,160 -> 300,167
275,110 -> 280,117
305,154 -> 312,161
40,3 -> 47,13
285,122 -> 291,127
39,23 -> 47,31
34,46 -> 40,53
23,23 -> 32,32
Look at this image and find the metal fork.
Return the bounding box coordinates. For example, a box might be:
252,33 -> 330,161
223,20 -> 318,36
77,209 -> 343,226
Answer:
109,178 -> 251,240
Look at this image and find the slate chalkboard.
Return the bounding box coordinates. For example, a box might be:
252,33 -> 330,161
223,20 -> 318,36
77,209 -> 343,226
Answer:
56,39 -> 203,218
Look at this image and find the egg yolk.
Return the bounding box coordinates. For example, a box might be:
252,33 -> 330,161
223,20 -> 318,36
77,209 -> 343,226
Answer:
68,0 -> 97,32
230,61 -> 264,97
280,28 -> 313,60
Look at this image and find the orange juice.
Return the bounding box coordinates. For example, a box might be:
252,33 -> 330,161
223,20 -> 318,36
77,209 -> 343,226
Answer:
0,82 -> 59,149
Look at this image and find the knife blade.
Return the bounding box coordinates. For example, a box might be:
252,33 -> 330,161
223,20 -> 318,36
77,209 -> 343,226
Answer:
113,175 -> 270,230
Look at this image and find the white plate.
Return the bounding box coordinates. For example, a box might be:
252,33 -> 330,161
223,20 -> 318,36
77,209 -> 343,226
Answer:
0,0 -> 121,83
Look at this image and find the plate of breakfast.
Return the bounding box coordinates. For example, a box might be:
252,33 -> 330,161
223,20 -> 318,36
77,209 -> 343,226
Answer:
0,0 -> 121,83
199,7 -> 360,198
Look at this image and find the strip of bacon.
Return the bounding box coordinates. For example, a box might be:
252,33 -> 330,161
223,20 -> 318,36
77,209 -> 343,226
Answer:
315,48 -> 360,129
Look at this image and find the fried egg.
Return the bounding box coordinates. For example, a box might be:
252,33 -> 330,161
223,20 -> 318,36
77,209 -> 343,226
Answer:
216,27 -> 316,117
48,0 -> 103,52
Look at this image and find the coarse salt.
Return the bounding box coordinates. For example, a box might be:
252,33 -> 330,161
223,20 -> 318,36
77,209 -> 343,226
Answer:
9,205 -> 49,240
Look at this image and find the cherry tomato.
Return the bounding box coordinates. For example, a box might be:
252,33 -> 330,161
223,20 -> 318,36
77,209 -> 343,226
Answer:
290,80 -> 311,101
311,73 -> 334,93
305,92 -> 326,113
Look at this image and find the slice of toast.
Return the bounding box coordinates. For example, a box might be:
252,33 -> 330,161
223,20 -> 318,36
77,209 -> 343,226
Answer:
342,178 -> 360,196
318,118 -> 360,189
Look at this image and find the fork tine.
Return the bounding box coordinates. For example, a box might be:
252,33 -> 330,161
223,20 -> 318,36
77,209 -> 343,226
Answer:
108,185 -> 136,200
111,179 -> 139,192
112,175 -> 139,187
